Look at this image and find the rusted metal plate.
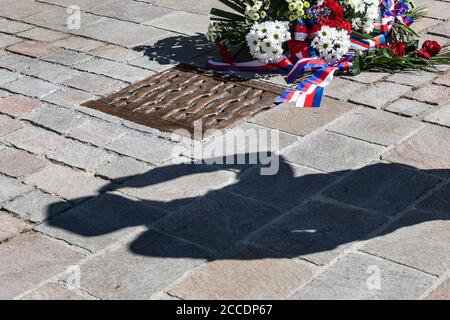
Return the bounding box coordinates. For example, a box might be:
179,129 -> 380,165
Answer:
82,64 -> 282,139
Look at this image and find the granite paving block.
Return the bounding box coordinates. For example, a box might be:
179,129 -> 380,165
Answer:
407,84 -> 450,105
96,156 -> 152,181
36,192 -> 166,252
350,82 -> 411,109
154,190 -> 281,252
291,252 -> 434,300
327,108 -> 423,146
416,182 -> 450,217
0,95 -> 42,117
323,162 -> 440,215
6,41 -> 60,58
0,211 -> 29,242
251,200 -> 388,265
283,131 -> 385,173
68,119 -> 125,146
0,175 -> 30,203
424,103 -> 450,127
385,98 -> 432,117
2,126 -> 66,154
24,106 -> 88,134
0,232 -> 84,299
0,146 -> 47,178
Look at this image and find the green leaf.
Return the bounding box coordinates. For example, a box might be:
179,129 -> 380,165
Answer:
210,8 -> 246,21
218,0 -> 246,15
406,39 -> 419,53
352,55 -> 361,75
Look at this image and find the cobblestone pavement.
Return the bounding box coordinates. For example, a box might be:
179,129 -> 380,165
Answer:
0,0 -> 449,300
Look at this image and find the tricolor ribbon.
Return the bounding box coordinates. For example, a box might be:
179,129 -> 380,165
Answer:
350,0 -> 413,51
275,55 -> 353,108
206,54 -> 294,73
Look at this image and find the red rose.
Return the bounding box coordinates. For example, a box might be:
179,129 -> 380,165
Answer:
216,42 -> 234,64
390,42 -> 406,57
422,40 -> 441,56
417,49 -> 431,60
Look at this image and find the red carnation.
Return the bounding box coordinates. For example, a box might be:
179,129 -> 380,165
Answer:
422,40 -> 441,56
390,42 -> 406,57
216,42 -> 234,64
417,49 -> 431,60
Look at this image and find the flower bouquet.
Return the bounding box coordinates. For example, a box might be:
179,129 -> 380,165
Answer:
206,0 -> 450,107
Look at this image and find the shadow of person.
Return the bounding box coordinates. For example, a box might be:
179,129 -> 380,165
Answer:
45,154 -> 449,263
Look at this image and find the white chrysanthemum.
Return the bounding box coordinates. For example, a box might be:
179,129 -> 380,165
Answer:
342,0 -> 380,34
311,26 -> 351,64
246,20 -> 291,63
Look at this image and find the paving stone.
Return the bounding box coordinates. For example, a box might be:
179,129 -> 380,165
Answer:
153,0 -> 228,15
0,33 -> 22,48
36,0 -> 118,10
24,106 -> 88,134
42,49 -> 93,66
2,77 -> 60,98
251,200 -> 388,265
386,71 -> 437,88
385,98 -> 432,117
4,190 -> 71,223
382,125 -> 450,178
68,119 -> 125,146
407,84 -> 450,105
106,133 -> 176,164
433,71 -> 450,87
155,190 -> 281,252
324,78 -> 366,101
0,20 -> 34,34
6,41 -> 60,58
0,68 -> 20,85
23,163 -> 108,200
249,98 -> 356,136
72,229 -> 209,299
0,232 -> 84,299
324,162 -> 440,215
20,282 -> 91,300
228,162 -> 335,210
118,161 -> 236,211
62,72 -> 128,96
416,0 -> 450,21
0,211 -> 29,242
416,182 -> 450,217
0,175 -> 30,203
0,52 -> 40,73
90,45 -> 140,62
24,6 -> 105,32
36,192 -> 166,252
424,103 -> 450,127
429,21 -> 450,38
343,71 -> 390,84
43,89 -> 95,108
169,244 -> 314,299
2,126 -> 65,155
291,252 -> 434,300
363,209 -> 450,275
17,27 -> 69,42
193,122 -> 300,161
284,131 -> 384,173
76,58 -> 153,83
425,278 -> 450,300
144,11 -> 209,35
128,55 -> 175,72
0,115 -> 22,136
350,82 -> 411,109
0,146 -> 47,178
52,36 -> 104,52
24,61 -> 82,83
1,0 -> 52,20
0,95 -> 42,117
412,17 -> 442,33
90,1 -> 174,24
0,89 -> 10,98
48,140 -> 113,171
73,18 -> 175,47
96,156 -> 152,181
327,108 -> 422,146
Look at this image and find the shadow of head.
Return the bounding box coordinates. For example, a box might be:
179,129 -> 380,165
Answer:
45,153 -> 449,261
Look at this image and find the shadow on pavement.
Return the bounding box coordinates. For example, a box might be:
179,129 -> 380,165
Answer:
44,153 -> 449,262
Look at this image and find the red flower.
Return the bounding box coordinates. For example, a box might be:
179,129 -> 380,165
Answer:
422,40 -> 441,56
390,42 -> 406,57
316,0 -> 351,33
216,42 -> 234,64
417,49 -> 431,60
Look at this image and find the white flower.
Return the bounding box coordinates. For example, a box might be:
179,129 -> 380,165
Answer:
311,26 -> 350,64
246,20 -> 291,63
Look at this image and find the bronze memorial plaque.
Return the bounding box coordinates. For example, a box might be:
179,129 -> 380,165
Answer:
82,65 -> 283,139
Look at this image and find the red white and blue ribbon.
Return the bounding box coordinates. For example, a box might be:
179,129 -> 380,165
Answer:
350,0 -> 412,51
275,55 -> 353,108
206,55 -> 294,73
